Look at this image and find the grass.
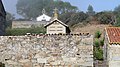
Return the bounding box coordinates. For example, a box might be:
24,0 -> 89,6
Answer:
5,27 -> 46,36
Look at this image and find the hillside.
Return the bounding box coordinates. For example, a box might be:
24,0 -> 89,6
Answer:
72,22 -> 110,35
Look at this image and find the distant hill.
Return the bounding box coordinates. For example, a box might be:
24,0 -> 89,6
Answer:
71,21 -> 110,35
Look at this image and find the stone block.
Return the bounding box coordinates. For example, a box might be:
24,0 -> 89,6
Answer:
6,60 -> 18,65
37,58 -> 47,63
23,62 -> 32,67
19,59 -> 30,63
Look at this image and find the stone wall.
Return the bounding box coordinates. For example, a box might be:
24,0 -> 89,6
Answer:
104,31 -> 120,67
107,45 -> 120,67
0,35 -> 93,67
12,21 -> 49,28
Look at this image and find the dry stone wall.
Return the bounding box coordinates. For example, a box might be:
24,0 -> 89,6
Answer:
107,45 -> 120,67
12,21 -> 48,28
0,35 -> 93,67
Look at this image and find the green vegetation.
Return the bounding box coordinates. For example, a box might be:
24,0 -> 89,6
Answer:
94,48 -> 103,60
5,27 -> 46,36
59,11 -> 89,26
94,30 -> 104,60
15,0 -> 120,27
95,11 -> 114,24
94,39 -> 99,48
95,30 -> 101,38
16,0 -> 89,27
6,0 -> 119,36
94,38 -> 104,48
100,38 -> 104,46
113,5 -> 120,26
16,0 -> 78,19
114,16 -> 120,27
86,5 -> 95,16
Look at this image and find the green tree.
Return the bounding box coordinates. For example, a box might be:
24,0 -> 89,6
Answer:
114,5 -> 120,15
114,16 -> 120,26
16,0 -> 78,20
87,5 -> 95,16
59,11 -> 88,26
95,11 -> 114,24
113,5 -> 120,26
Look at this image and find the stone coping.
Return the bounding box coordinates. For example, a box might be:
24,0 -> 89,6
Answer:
2,33 -> 92,37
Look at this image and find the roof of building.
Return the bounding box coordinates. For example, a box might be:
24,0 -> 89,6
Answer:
36,9 -> 51,21
106,27 -> 120,44
36,14 -> 51,21
44,18 -> 68,28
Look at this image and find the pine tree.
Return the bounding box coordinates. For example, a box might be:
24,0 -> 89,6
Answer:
87,5 -> 95,16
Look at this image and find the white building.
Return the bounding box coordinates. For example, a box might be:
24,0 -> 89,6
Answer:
12,9 -> 51,28
44,8 -> 70,34
45,18 -> 70,34
36,9 -> 51,21
104,27 -> 120,67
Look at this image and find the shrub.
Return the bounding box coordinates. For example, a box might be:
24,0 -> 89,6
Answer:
114,21 -> 120,27
94,48 -> 103,60
100,38 -> 104,46
114,16 -> 120,27
94,39 -> 99,47
95,30 -> 101,38
5,27 -> 46,36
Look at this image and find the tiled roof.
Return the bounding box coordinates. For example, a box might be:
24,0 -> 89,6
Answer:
44,18 -> 68,28
106,27 -> 120,44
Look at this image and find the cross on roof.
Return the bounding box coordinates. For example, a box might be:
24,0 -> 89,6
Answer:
53,8 -> 58,18
42,8 -> 46,14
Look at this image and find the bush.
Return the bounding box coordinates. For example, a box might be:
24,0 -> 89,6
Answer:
95,11 -> 113,24
114,22 -> 120,27
94,48 -> 103,60
100,38 -> 104,46
94,30 -> 104,61
95,30 -> 101,38
94,39 -> 99,47
5,27 -> 46,36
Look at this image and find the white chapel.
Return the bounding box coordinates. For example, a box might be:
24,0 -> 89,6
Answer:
36,9 -> 51,21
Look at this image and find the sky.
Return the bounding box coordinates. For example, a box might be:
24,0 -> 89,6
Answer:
2,0 -> 120,18
63,0 -> 120,12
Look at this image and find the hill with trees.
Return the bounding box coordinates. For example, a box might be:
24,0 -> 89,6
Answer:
16,0 -> 78,20
4,0 -> 119,36
15,0 -> 120,27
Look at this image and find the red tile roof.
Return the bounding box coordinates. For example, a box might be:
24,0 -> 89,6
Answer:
106,27 -> 120,44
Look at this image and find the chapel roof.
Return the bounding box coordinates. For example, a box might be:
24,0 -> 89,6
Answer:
36,9 -> 51,21
44,18 -> 68,28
